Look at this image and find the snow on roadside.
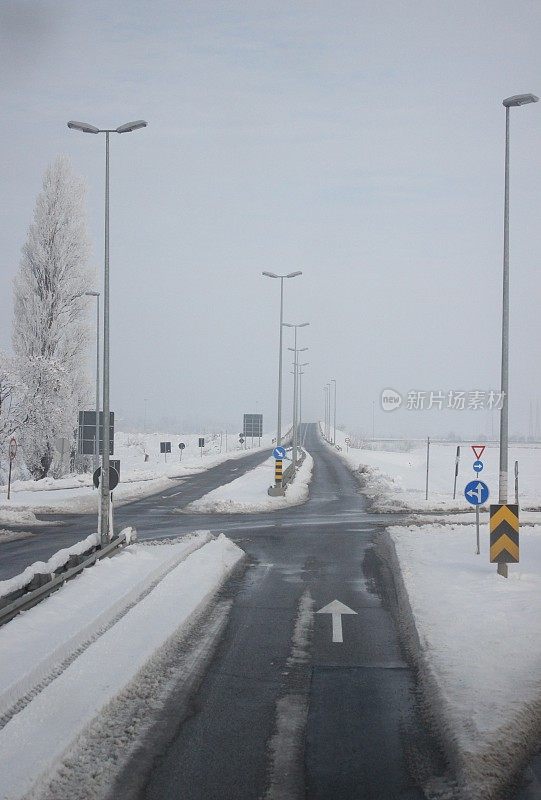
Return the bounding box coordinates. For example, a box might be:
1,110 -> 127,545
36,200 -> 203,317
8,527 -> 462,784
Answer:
0,508 -> 43,527
379,524 -> 541,799
327,426 -> 541,514
0,531 -> 100,597
0,529 -> 33,543
0,429 -> 283,521
0,533 -> 244,800
327,422 -> 541,794
0,532 -> 212,722
184,451 -> 313,514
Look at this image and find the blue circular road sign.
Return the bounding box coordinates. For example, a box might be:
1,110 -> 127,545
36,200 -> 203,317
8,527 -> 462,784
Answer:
273,446 -> 286,460
464,480 -> 489,505
473,460 -> 484,473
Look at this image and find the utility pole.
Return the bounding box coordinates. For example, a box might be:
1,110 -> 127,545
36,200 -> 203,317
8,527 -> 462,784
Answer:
68,117 -> 147,545
85,291 -> 100,473
497,93 -> 538,577
331,378 -> 336,444
284,323 -> 309,468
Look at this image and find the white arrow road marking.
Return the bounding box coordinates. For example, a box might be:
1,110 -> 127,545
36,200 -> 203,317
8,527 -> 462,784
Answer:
316,599 -> 357,643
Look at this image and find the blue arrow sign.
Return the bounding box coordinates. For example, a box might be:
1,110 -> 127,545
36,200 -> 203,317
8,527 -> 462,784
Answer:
473,460 -> 484,473
464,480 -> 489,505
273,446 -> 286,460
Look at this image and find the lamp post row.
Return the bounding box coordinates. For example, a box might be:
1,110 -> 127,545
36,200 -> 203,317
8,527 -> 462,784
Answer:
67,93 -> 537,548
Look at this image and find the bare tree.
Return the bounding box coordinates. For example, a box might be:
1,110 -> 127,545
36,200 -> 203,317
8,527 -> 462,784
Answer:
12,155 -> 93,479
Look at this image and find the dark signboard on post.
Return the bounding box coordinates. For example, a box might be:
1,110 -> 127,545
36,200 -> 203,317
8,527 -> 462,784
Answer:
93,465 -> 120,491
77,411 -> 114,456
243,414 -> 263,438
160,442 -> 171,453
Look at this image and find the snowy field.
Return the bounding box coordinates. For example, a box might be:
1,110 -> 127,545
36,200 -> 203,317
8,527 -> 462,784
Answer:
0,430 -> 280,524
185,450 -> 314,513
380,525 -> 541,799
330,427 -> 541,514
0,531 -> 244,800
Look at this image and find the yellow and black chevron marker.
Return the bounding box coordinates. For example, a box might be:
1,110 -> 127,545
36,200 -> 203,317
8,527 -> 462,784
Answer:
275,459 -> 283,485
490,504 -> 519,563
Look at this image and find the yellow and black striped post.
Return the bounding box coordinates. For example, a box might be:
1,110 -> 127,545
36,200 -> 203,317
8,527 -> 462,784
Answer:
490,504 -> 519,576
275,459 -> 283,486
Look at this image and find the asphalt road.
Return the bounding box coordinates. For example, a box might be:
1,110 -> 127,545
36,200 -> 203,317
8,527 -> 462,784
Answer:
0,445 -> 272,580
137,423 -> 444,800
4,422 -> 539,797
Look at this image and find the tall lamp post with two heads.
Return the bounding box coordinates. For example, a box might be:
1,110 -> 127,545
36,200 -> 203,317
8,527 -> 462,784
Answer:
68,119 -> 148,544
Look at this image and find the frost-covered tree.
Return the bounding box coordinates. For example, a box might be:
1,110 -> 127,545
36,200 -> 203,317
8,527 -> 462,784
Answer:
0,352 -> 21,440
13,155 -> 93,479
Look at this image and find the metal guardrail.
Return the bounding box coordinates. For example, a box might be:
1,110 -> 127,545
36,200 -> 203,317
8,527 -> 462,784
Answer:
0,530 -> 132,628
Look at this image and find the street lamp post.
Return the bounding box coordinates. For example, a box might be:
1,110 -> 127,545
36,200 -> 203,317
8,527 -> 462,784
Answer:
284,322 -> 309,467
498,93 -> 538,578
262,271 -> 302,445
85,291 -> 100,472
331,378 -> 336,444
68,119 -> 147,545
298,362 -> 309,441
289,349 -> 308,447
325,383 -> 331,439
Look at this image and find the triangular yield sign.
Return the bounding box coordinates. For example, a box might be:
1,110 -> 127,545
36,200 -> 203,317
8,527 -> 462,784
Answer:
472,445 -> 485,460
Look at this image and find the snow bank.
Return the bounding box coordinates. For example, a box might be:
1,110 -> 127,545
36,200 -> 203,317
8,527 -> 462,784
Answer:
0,533 -> 244,800
185,452 -> 313,513
379,524 -> 541,799
0,532 -> 212,723
0,508 -> 42,527
0,531 -> 100,599
0,530 -> 33,544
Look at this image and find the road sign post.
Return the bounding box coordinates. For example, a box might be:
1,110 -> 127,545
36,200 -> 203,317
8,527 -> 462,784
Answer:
7,438 -> 16,500
178,442 -> 185,462
199,437 -> 204,458
425,436 -> 430,500
160,441 -> 171,463
465,479 -> 489,555
514,460 -> 519,507
453,445 -> 460,500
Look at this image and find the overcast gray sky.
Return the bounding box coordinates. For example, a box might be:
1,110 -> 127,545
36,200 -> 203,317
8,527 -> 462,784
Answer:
1,0 -> 540,438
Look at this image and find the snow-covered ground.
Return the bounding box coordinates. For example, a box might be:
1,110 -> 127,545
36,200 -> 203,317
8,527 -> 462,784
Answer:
330,427 -> 541,514
0,532 -> 244,800
0,430 -> 280,523
380,524 -> 541,799
185,450 -> 314,513
0,531 -> 211,718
